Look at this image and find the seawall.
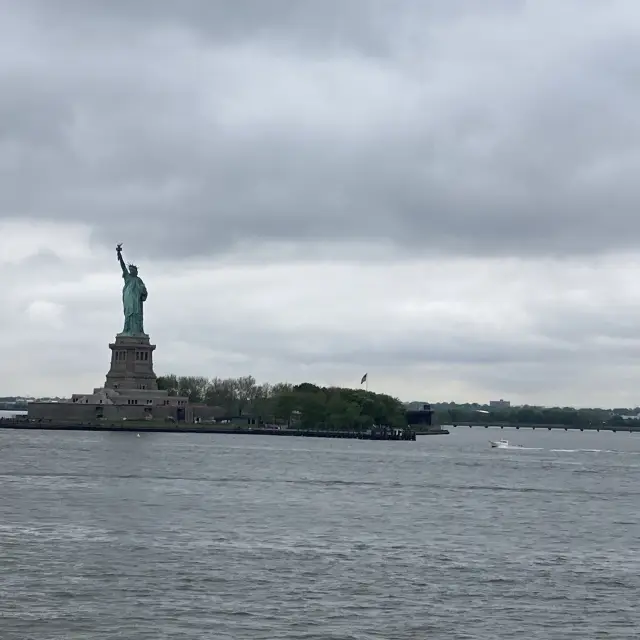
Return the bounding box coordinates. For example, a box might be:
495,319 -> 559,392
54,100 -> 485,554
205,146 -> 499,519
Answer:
0,420 -> 440,440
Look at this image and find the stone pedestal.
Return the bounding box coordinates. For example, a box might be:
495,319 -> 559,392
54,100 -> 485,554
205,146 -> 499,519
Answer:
104,334 -> 158,391
28,329 -> 193,424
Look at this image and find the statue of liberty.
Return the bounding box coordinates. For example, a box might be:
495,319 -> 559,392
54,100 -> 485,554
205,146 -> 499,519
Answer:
116,243 -> 147,336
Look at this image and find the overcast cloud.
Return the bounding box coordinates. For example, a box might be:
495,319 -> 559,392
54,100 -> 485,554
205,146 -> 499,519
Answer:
2,0 -> 640,406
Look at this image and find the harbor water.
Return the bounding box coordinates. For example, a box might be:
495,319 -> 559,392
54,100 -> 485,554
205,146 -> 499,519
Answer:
0,427 -> 638,638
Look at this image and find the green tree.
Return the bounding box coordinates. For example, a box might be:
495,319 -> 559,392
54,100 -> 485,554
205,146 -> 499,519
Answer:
235,375 -> 258,416
156,374 -> 179,396
272,389 -> 298,425
177,376 -> 210,403
204,377 -> 238,414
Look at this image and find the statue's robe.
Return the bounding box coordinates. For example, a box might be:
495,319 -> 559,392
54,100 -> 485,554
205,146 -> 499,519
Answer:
121,272 -> 147,335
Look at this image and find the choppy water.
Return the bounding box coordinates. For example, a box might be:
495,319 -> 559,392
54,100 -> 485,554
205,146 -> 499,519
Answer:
0,427 -> 639,639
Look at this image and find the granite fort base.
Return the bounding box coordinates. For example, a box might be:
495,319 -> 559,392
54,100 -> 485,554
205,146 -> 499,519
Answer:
28,333 -> 191,423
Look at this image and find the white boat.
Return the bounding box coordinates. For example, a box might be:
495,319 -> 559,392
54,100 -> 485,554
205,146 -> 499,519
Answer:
490,438 -> 523,449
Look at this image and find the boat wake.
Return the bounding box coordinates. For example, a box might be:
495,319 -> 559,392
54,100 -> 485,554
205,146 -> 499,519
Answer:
490,440 -> 640,455
490,439 -> 540,451
550,448 -> 640,455
497,446 -> 542,451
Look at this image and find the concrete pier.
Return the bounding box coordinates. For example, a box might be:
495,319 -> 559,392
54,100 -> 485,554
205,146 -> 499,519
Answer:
0,419 -> 422,440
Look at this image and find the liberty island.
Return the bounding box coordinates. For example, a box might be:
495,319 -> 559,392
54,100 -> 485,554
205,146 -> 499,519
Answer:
22,246 -> 424,438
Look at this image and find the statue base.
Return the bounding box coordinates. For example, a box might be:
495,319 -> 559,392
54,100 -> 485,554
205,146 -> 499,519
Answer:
29,328 -> 193,423
104,333 -> 158,391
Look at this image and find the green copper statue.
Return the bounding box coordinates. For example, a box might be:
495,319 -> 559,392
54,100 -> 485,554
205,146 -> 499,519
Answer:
116,243 -> 147,336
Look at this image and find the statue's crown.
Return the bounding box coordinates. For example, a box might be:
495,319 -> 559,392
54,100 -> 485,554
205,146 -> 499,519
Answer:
128,263 -> 137,270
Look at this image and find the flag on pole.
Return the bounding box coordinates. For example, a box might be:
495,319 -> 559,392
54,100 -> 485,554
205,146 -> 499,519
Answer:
361,373 -> 368,384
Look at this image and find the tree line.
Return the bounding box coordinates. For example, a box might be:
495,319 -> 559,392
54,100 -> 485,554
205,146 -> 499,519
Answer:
156,375 -> 408,430
431,402 -> 632,427
154,377 -> 636,428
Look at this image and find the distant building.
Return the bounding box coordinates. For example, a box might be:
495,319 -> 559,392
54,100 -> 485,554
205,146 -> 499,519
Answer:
405,403 -> 434,427
405,401 -> 433,410
489,399 -> 511,409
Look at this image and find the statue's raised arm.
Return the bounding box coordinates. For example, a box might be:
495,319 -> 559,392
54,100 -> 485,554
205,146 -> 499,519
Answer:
116,243 -> 127,277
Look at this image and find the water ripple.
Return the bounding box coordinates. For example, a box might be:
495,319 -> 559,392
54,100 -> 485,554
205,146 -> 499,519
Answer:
0,428 -> 639,638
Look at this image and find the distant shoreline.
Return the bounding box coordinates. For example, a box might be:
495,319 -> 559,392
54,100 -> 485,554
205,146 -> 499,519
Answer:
0,410 -> 27,419
440,422 -> 640,433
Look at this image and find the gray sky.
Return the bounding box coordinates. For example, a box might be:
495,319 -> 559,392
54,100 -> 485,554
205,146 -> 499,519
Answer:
2,0 -> 640,407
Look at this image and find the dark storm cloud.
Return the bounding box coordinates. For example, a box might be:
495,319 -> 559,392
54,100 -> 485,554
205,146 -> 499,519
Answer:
1,0 -> 640,260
